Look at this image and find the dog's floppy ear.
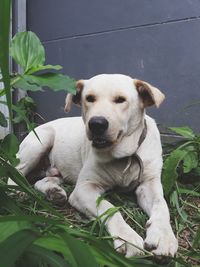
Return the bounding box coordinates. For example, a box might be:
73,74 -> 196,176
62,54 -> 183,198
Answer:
133,79 -> 165,108
64,94 -> 73,112
64,80 -> 85,112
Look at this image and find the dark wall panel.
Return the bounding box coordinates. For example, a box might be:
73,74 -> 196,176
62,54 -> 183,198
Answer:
27,0 -> 200,41
27,1 -> 200,132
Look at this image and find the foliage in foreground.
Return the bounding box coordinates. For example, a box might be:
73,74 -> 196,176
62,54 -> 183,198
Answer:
162,126 -> 200,197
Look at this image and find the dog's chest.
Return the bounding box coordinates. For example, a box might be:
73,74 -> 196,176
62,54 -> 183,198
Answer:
100,156 -> 141,190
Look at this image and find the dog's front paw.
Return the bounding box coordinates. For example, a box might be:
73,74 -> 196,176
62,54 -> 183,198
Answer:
113,226 -> 144,257
46,187 -> 67,206
144,220 -> 178,257
34,179 -> 67,206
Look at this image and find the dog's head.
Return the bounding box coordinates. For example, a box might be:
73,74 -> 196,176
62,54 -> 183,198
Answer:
65,74 -> 165,151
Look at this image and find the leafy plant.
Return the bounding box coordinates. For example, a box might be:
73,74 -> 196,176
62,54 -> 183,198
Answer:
10,31 -> 76,94
162,126 -> 200,197
0,30 -> 76,134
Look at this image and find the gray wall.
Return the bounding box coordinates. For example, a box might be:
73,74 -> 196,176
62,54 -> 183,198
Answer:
27,0 -> 200,132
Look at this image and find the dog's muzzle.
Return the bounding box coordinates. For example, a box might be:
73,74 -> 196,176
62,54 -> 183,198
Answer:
88,116 -> 112,149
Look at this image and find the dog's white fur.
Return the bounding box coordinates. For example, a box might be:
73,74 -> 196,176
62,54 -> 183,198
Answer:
8,74 -> 178,257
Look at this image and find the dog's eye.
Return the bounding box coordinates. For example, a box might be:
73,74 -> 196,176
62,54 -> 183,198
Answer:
114,96 -> 126,104
86,95 -> 96,103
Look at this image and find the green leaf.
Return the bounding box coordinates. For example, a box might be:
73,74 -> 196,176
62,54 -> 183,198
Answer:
35,236 -> 76,265
0,229 -> 38,267
13,75 -> 42,92
28,64 -> 62,74
0,215 -> 63,226
0,110 -> 8,127
62,232 -> 99,267
162,149 -> 188,196
66,228 -> 156,267
17,73 -> 76,93
16,252 -> 45,267
182,151 -> 198,173
10,31 -> 45,72
1,133 -> 19,157
0,220 -> 31,242
169,126 -> 195,139
0,134 -> 19,166
26,244 -> 71,267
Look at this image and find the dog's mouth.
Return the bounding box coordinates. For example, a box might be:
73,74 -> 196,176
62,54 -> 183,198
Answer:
91,131 -> 123,149
92,138 -> 113,149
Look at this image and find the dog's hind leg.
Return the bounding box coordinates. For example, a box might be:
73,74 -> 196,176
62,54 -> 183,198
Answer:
34,176 -> 67,206
8,125 -> 55,185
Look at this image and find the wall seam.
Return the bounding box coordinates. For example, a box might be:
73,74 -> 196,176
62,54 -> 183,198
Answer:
42,15 -> 200,44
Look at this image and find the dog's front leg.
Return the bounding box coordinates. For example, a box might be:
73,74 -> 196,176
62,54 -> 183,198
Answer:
136,178 -> 178,257
69,181 -> 144,257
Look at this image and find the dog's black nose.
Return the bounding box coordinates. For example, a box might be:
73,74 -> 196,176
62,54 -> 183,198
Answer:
88,116 -> 109,135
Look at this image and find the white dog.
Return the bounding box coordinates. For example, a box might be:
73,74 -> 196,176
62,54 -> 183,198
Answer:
9,74 -> 178,257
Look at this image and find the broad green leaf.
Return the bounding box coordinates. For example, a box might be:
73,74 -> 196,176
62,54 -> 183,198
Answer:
0,110 -> 7,127
162,149 -> 188,196
64,228 -> 157,267
28,64 -> 62,74
0,229 -> 38,267
182,151 -> 198,173
10,31 -> 45,72
35,236 -> 76,266
17,73 -> 76,93
0,215 -> 63,226
0,0 -> 12,120
26,244 -> 71,267
0,220 -> 31,242
62,232 -> 99,267
13,75 -> 42,91
169,126 -> 195,139
15,252 -> 45,267
1,133 -> 19,156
